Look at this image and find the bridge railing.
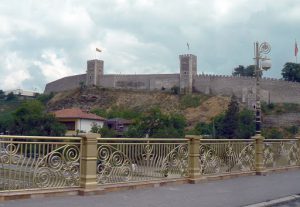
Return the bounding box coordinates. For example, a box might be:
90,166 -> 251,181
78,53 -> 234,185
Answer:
264,139 -> 300,169
0,134 -> 299,193
199,139 -> 255,175
96,138 -> 188,185
0,135 -> 81,192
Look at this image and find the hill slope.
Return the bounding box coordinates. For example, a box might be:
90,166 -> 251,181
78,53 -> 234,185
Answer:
47,87 -> 230,128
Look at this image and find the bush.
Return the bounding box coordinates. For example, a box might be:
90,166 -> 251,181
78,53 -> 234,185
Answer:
180,94 -> 200,109
285,126 -> 298,136
262,128 -> 283,139
36,92 -> 54,104
171,86 -> 180,95
6,92 -> 17,101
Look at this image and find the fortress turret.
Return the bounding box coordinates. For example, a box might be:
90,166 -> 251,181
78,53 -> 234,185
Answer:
179,54 -> 197,93
86,59 -> 104,86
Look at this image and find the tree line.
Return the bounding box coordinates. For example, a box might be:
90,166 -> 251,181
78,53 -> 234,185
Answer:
232,62 -> 300,82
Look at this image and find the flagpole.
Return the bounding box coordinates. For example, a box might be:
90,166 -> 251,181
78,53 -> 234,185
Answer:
295,40 -> 298,63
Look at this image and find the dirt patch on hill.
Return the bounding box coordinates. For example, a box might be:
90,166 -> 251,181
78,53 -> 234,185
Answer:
184,96 -> 230,129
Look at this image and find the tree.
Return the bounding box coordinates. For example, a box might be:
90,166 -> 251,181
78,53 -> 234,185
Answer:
171,86 -> 180,95
79,81 -> 86,91
281,62 -> 300,82
232,65 -> 255,77
235,109 -> 255,139
6,92 -> 17,101
9,100 -> 66,136
0,90 -> 5,100
193,122 -> 212,136
221,95 -> 239,138
36,92 -> 54,104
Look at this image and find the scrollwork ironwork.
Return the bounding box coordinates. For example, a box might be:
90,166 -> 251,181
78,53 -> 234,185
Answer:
264,141 -> 300,168
97,145 -> 133,184
199,142 -> 255,175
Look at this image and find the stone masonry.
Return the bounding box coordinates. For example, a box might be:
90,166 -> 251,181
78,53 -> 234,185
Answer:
44,54 -> 300,104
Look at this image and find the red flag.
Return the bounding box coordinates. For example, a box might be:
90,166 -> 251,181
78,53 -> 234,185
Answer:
295,41 -> 298,57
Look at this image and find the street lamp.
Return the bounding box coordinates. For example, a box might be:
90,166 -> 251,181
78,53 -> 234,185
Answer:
254,41 -> 271,135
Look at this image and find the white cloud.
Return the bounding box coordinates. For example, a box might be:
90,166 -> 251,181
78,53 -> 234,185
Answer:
34,50 -> 74,82
0,53 -> 31,90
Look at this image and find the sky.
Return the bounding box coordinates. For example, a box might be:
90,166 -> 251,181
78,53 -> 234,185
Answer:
1,0 -> 300,92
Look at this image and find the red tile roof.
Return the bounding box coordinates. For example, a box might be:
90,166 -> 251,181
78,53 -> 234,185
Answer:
53,108 -> 106,121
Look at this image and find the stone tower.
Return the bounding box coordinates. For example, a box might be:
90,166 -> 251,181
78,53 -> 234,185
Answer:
179,54 -> 197,93
86,59 -> 104,86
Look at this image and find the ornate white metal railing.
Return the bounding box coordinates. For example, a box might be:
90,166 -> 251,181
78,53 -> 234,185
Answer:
199,139 -> 255,175
264,139 -> 300,169
96,138 -> 189,184
0,135 -> 81,192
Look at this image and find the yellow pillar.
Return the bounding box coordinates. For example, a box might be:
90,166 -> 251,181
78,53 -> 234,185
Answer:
186,135 -> 202,183
252,134 -> 265,175
80,133 -> 99,189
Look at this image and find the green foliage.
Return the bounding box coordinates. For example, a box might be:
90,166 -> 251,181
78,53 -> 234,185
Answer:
90,108 -> 107,118
193,122 -> 212,136
123,125 -> 143,138
36,92 -> 54,104
285,126 -> 298,136
90,123 -> 118,138
180,94 -> 200,109
235,109 -> 255,139
261,102 -> 300,115
123,108 -> 186,138
91,106 -> 142,120
0,113 -> 14,134
221,95 -> 239,138
6,92 -> 17,101
96,126 -> 116,138
281,62 -> 300,82
0,100 -> 66,136
79,81 -> 86,91
232,65 -> 255,77
282,103 -> 300,112
171,86 -> 180,95
262,128 -> 283,139
191,107 -> 255,139
0,90 -> 5,100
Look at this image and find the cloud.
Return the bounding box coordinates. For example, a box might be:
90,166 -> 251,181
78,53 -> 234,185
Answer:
34,50 -> 74,82
0,52 -> 31,90
0,0 -> 300,91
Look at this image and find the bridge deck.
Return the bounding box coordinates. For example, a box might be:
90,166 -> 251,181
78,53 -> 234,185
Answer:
2,169 -> 300,207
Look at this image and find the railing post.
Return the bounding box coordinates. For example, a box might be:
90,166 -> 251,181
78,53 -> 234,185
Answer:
186,135 -> 202,183
252,134 -> 265,175
80,133 -> 98,190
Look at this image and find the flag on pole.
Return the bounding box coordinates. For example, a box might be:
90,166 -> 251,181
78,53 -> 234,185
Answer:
186,42 -> 190,50
96,48 -> 102,52
295,41 -> 298,57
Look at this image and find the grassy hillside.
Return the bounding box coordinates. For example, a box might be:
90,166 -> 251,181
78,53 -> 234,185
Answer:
47,87 -> 230,129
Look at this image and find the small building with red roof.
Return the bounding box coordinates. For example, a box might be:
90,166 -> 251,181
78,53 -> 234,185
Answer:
53,108 -> 106,135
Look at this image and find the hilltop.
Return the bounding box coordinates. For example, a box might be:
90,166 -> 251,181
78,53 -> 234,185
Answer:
46,87 -> 230,129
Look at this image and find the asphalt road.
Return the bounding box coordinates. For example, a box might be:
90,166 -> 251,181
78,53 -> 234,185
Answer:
2,170 -> 300,207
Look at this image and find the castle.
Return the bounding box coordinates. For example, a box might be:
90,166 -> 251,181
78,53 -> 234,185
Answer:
44,54 -> 300,105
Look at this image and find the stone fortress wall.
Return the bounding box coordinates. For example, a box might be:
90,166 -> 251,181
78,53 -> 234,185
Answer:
44,54 -> 300,104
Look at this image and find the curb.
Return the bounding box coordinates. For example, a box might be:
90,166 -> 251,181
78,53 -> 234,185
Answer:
244,195 -> 300,207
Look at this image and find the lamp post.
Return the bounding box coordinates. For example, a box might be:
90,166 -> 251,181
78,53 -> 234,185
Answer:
254,41 -> 271,135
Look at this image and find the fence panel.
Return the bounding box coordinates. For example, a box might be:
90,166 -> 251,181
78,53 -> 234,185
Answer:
0,135 -> 81,192
264,139 -> 300,169
199,139 -> 255,175
97,138 -> 188,184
